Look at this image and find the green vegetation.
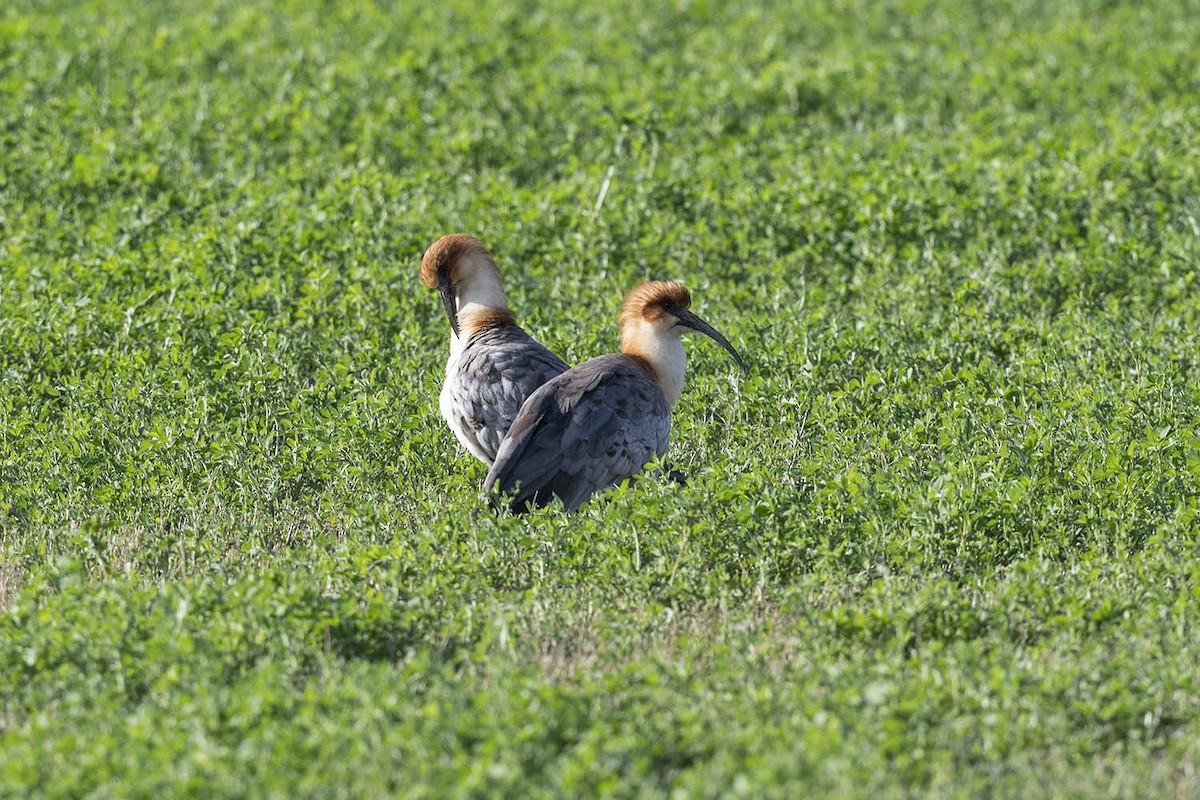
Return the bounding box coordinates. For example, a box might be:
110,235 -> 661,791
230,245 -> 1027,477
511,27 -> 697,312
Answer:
2,0 -> 1199,795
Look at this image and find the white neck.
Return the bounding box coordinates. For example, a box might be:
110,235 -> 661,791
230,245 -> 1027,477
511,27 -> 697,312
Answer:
456,267 -> 508,315
624,321 -> 687,408
448,260 -> 509,356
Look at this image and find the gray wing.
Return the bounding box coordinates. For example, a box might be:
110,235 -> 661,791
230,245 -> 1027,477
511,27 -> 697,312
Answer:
484,354 -> 671,512
448,326 -> 569,462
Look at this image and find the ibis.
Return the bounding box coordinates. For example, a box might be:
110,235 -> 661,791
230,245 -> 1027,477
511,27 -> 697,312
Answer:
420,233 -> 570,465
484,280 -> 745,512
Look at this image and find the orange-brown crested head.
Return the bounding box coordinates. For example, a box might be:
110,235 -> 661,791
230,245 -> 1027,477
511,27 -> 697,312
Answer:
420,234 -> 512,338
419,233 -> 495,288
619,279 -> 745,393
618,280 -> 692,329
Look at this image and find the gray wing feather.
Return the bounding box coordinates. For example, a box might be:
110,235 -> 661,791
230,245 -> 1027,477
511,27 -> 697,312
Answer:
447,326 -> 569,462
484,354 -> 671,512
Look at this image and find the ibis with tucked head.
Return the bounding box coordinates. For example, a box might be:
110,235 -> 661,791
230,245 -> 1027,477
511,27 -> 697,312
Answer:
484,280 -> 745,512
420,234 -> 570,465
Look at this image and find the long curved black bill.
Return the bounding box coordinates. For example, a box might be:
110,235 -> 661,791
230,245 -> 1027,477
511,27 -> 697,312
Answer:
676,309 -> 746,372
438,273 -> 460,337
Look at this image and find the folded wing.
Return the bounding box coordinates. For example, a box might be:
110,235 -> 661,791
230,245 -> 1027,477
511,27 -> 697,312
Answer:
445,326 -> 570,462
484,354 -> 671,512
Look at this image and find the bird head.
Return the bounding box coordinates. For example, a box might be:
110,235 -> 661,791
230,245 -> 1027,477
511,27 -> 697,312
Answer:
619,280 -> 745,372
420,234 -> 508,337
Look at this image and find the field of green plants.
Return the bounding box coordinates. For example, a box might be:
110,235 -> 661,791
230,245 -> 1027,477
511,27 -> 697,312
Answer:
2,0 -> 1199,795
